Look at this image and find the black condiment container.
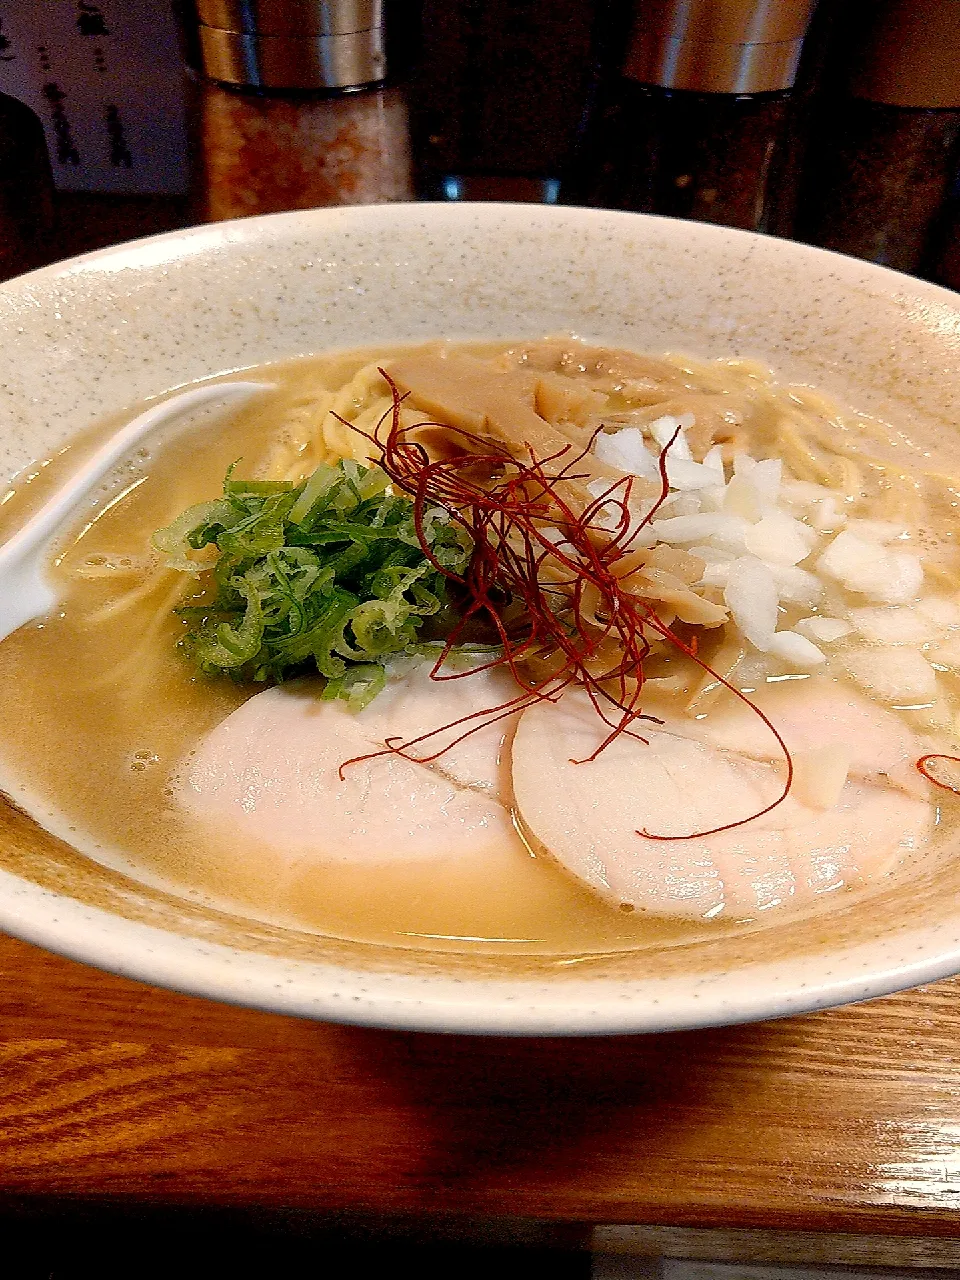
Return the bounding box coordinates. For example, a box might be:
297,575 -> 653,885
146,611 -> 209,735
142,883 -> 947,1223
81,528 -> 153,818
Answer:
0,91 -> 55,281
575,0 -> 818,232
797,0 -> 960,276
407,0 -> 597,203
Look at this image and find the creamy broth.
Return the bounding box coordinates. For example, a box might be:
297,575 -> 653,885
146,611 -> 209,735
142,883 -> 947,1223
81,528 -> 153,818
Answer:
1,340 -> 959,955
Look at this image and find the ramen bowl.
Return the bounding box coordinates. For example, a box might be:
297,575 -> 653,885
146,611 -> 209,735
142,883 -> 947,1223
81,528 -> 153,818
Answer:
2,202 -> 960,1036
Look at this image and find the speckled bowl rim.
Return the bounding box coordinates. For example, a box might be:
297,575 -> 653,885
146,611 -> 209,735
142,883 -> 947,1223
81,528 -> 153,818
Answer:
3,201 -> 960,1036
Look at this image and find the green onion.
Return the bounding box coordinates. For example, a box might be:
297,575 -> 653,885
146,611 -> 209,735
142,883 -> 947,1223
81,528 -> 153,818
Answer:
153,459 -> 472,709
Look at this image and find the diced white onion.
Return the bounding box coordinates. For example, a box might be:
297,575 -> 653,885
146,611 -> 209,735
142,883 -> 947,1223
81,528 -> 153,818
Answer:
723,556 -> 778,651
767,563 -> 823,607
843,647 -> 938,702
751,458 -> 783,509
697,485 -> 726,513
723,472 -> 763,522
665,456 -> 725,491
689,545 -> 734,563
917,596 -> 960,628
701,444 -> 725,478
743,512 -> 818,566
593,427 -> 659,480
649,415 -> 693,460
651,513 -> 749,548
795,616 -> 852,643
589,414 -> 934,676
657,490 -> 703,520
707,515 -> 751,554
849,606 -> 940,646
818,530 -> 923,605
766,630 -> 826,667
879,552 -> 924,605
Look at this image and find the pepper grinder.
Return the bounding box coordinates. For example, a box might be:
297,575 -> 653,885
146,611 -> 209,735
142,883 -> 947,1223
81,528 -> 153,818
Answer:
798,0 -> 960,276
575,0 -> 818,233
187,0 -> 413,221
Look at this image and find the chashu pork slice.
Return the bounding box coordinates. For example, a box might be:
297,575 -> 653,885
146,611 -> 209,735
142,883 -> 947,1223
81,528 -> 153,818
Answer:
511,689 -> 932,921
176,664 -> 518,866
353,660 -> 522,794
647,677 -> 921,789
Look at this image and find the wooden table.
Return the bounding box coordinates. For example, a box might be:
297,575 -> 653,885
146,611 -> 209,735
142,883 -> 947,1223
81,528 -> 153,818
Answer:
3,931 -> 960,1270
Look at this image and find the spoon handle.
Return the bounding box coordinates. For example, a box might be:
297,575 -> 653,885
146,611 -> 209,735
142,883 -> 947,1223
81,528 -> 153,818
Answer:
0,381 -> 268,571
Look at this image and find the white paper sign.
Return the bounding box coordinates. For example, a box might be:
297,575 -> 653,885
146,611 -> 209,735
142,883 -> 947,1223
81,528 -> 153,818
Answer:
0,0 -> 188,193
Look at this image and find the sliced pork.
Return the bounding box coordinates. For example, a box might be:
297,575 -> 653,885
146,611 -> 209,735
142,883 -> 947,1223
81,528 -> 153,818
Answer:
176,664 -> 516,866
646,677 -> 921,786
511,687 -> 932,920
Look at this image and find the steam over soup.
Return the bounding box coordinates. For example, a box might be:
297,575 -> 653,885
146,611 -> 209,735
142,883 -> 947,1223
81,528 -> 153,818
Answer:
2,338 -> 960,955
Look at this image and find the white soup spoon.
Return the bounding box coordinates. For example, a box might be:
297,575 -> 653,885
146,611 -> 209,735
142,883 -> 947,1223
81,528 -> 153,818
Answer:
0,381 -> 271,642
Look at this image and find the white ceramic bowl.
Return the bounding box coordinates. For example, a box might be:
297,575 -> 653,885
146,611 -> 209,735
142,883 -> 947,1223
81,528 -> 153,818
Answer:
2,203 -> 960,1036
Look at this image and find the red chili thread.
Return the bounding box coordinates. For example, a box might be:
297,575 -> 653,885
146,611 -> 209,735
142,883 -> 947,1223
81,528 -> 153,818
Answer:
917,754 -> 960,795
336,371 -> 795,841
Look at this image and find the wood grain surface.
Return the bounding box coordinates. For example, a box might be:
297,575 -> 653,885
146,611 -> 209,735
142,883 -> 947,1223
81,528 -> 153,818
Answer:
3,930 -> 960,1242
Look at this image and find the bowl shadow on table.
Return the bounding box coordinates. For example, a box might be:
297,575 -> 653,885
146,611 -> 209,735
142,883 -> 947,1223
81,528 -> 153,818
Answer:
321,1009 -> 884,1226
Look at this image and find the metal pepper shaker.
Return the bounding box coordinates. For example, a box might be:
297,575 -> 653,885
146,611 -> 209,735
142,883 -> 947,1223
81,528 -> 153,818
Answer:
185,0 -> 413,221
575,0 -> 818,233
798,0 -> 960,276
